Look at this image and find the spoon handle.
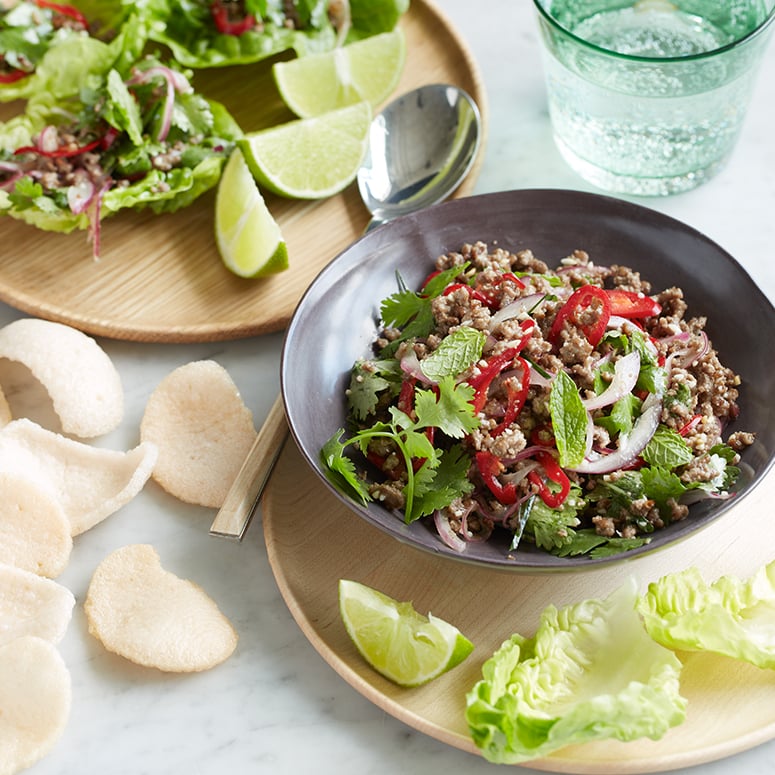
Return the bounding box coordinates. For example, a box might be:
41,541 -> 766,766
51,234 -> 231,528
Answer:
209,393 -> 288,540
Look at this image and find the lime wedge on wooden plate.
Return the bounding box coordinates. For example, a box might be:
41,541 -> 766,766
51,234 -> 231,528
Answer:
273,30 -> 406,118
215,148 -> 288,278
238,101 -> 372,199
339,579 -> 474,687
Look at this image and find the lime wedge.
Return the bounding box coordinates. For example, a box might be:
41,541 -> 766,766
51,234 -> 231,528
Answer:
238,102 -> 372,200
273,30 -> 406,118
215,148 -> 288,278
339,579 -> 474,687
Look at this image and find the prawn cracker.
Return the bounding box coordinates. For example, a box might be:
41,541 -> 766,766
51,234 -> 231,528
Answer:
0,472 -> 73,578
85,544 -> 238,673
0,318 -> 123,438
140,360 -> 256,508
0,636 -> 71,775
0,418 -> 158,536
0,563 -> 75,646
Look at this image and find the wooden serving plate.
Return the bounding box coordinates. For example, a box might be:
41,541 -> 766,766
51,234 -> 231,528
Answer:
0,0 -> 486,342
263,440 -> 775,773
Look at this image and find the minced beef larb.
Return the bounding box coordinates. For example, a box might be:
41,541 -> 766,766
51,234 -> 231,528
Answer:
323,242 -> 753,560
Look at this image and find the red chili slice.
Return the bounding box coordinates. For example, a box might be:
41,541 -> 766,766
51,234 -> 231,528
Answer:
549,284 -> 611,347
14,137 -> 102,159
210,1 -> 257,35
527,450 -> 570,508
469,347 -> 519,414
0,69 -> 30,84
606,289 -> 662,319
475,450 -> 518,505
491,356 -> 531,438
34,0 -> 89,27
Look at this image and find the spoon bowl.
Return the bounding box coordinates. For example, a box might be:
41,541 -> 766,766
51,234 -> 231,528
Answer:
357,83 -> 482,230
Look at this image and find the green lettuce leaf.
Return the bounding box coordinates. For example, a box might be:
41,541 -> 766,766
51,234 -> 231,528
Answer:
465,578 -> 687,764
638,560 -> 775,669
138,0 -> 407,69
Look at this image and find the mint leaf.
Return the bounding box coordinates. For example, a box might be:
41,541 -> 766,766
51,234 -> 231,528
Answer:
420,326 -> 485,381
414,376 -> 478,438
549,370 -> 588,468
641,426 -> 693,469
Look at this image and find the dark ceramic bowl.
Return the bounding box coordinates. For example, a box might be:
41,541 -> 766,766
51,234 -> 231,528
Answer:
280,189 -> 775,571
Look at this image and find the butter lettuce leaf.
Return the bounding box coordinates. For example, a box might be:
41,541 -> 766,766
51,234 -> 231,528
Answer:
465,579 -> 686,764
638,560 -> 775,669
138,0 -> 407,69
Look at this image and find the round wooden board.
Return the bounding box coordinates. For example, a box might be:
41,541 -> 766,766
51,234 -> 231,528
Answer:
0,0 -> 486,343
263,440 -> 775,773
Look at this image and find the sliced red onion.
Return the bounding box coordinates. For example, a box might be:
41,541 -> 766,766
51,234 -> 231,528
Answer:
0,161 -> 21,190
570,390 -> 662,474
399,350 -> 433,384
38,125 -> 59,153
529,363 -> 555,387
488,293 -> 544,330
582,351 -> 640,411
67,174 -> 95,215
433,510 -> 467,553
127,66 -> 192,142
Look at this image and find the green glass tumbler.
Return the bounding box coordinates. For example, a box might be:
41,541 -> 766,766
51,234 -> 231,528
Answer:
533,0 -> 775,195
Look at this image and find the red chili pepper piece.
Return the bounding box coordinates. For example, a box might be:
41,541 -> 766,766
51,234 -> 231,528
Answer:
210,1 -> 257,35
396,377 -> 416,417
606,289 -> 662,319
34,0 -> 89,27
549,284 -> 612,348
530,423 -> 556,447
475,450 -> 518,505
0,69 -> 30,84
469,347 -> 519,414
442,282 -> 491,306
14,137 -> 102,159
491,356 -> 531,438
677,414 -> 703,437
527,450 -> 571,508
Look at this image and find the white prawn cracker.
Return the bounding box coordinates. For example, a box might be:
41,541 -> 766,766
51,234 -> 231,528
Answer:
0,636 -> 71,775
0,418 -> 158,536
85,544 -> 238,672
140,360 -> 257,508
0,317 -> 123,438
0,472 -> 73,578
0,563 -> 75,646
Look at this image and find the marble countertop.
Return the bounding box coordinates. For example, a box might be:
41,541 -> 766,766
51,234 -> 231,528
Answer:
11,1 -> 775,773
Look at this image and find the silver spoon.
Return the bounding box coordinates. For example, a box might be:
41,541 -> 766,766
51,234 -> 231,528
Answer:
358,83 -> 482,231
210,83 -> 482,540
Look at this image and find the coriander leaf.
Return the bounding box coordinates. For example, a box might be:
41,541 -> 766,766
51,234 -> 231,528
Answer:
664,382 -> 692,411
380,288 -> 426,328
420,326 -> 485,381
589,536 -> 651,558
320,430 -> 371,504
641,426 -> 694,469
408,444 -> 474,521
524,484 -> 583,551
640,466 -> 687,516
549,370 -> 588,468
414,376 -> 479,438
596,393 -> 641,437
421,262 -> 471,298
346,359 -> 394,421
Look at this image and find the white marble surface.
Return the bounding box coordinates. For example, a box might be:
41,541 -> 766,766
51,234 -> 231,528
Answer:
8,1 -> 775,773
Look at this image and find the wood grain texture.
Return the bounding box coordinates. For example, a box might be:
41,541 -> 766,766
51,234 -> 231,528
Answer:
0,0 -> 487,343
263,440 -> 775,773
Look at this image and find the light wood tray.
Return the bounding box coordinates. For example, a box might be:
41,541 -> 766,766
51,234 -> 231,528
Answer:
0,0 -> 486,343
263,440 -> 775,774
